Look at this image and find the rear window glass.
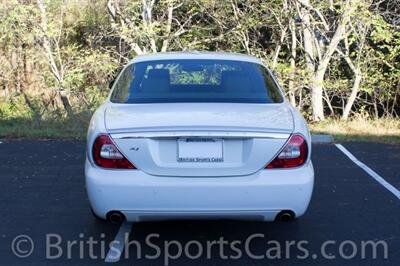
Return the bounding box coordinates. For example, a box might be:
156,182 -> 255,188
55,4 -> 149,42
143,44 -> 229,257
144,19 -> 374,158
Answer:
110,59 -> 283,103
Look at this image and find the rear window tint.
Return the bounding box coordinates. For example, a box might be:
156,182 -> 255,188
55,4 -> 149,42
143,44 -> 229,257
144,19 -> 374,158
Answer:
110,59 -> 283,103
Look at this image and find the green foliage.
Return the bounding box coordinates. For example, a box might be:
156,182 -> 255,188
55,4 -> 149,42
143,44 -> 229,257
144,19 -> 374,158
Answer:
61,46 -> 118,93
0,0 -> 38,46
0,96 -> 32,120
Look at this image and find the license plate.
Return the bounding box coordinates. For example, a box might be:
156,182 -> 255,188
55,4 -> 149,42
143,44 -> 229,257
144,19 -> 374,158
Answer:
177,138 -> 223,162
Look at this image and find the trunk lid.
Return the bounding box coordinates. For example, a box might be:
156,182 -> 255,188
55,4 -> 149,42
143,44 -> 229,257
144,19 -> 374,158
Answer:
105,103 -> 293,176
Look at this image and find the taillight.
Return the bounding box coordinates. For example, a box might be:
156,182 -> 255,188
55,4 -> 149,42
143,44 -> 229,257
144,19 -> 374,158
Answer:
92,134 -> 136,169
266,134 -> 308,169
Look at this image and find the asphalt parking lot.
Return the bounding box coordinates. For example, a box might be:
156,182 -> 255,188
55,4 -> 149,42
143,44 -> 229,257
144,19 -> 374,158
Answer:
0,140 -> 399,265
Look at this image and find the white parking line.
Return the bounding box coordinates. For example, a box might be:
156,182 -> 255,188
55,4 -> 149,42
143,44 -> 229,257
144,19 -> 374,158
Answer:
105,221 -> 132,263
336,144 -> 400,200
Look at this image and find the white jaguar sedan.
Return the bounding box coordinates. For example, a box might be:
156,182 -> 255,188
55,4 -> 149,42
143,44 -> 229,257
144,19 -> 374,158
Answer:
85,52 -> 314,223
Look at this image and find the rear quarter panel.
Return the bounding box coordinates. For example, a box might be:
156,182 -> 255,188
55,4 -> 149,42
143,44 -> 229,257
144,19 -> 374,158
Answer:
86,103 -> 107,164
288,105 -> 312,162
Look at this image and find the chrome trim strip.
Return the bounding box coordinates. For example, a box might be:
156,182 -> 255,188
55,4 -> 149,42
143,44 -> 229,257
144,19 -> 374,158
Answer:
110,131 -> 290,139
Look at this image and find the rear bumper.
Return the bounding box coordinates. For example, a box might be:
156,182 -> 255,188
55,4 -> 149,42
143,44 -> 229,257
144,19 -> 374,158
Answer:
85,160 -> 314,222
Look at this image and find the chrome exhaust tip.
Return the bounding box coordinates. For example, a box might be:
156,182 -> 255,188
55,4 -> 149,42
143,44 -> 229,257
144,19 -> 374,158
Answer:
106,211 -> 126,224
275,210 -> 295,222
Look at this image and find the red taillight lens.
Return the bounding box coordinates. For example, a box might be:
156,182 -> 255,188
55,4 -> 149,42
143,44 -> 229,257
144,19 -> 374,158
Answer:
266,134 -> 308,169
92,134 -> 136,169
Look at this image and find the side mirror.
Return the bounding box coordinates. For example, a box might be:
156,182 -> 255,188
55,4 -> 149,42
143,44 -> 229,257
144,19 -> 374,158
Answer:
108,80 -> 115,90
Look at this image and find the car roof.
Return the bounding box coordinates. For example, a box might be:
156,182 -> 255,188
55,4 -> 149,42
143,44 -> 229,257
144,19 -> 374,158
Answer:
129,51 -> 263,64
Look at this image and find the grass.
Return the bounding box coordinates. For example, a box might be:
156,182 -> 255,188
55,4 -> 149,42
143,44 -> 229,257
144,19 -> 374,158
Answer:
0,95 -> 94,140
310,118 -> 400,144
0,116 -> 89,140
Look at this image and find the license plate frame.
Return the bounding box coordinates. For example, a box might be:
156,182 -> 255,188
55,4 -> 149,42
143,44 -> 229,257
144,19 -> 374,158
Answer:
177,138 -> 223,163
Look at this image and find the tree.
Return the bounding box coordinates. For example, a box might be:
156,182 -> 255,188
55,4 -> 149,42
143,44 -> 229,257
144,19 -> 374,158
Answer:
105,0 -> 198,56
36,0 -> 73,116
297,0 -> 355,121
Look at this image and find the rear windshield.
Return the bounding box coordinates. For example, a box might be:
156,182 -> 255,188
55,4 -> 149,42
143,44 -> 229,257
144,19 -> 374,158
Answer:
110,59 -> 283,103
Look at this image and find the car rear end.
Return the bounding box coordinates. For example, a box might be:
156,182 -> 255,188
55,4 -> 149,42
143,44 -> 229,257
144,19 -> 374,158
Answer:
85,53 -> 314,222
